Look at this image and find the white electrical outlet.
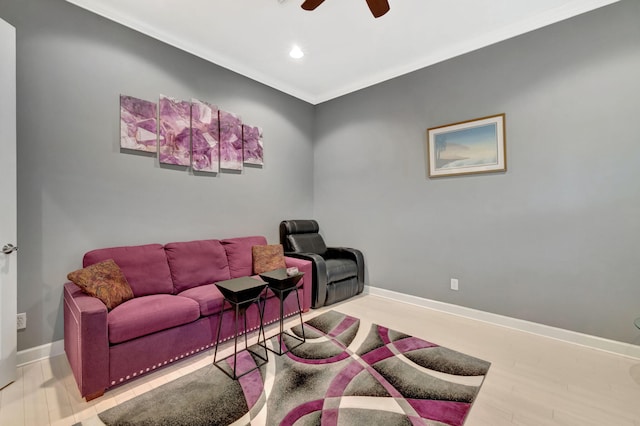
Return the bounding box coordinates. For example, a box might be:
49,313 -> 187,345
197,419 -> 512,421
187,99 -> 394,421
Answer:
17,313 -> 26,330
450,278 -> 459,291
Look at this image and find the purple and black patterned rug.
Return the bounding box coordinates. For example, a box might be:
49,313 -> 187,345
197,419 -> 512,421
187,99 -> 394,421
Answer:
84,310 -> 490,426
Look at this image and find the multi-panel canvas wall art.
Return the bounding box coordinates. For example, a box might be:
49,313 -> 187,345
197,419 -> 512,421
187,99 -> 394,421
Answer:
219,110 -> 243,171
120,95 -> 157,152
159,95 -> 191,166
243,125 -> 263,166
191,99 -> 220,173
120,93 -> 264,175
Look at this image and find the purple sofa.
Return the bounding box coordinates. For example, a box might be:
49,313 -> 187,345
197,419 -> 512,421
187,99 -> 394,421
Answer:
63,236 -> 312,401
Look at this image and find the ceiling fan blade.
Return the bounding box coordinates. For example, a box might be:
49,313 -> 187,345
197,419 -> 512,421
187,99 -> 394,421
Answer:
301,0 -> 326,11
366,0 -> 390,18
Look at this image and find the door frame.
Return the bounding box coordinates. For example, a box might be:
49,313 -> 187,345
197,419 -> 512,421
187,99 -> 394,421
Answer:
0,16 -> 17,390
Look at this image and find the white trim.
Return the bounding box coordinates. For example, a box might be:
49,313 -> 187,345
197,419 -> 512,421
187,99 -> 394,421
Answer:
17,340 -> 65,367
63,0 -> 317,104
364,285 -> 640,360
314,0 -> 621,104
63,0 -> 620,105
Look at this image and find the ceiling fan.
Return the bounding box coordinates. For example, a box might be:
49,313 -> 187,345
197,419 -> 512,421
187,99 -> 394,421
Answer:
301,0 -> 390,18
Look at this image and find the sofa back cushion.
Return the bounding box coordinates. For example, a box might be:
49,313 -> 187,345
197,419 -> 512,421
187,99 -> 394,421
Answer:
221,236 -> 268,278
83,244 -> 173,297
164,239 -> 231,292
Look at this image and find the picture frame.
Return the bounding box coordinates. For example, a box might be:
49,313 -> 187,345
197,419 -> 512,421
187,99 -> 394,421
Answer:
426,113 -> 506,178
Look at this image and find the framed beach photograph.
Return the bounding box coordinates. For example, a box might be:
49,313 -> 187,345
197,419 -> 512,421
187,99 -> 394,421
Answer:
426,113 -> 506,178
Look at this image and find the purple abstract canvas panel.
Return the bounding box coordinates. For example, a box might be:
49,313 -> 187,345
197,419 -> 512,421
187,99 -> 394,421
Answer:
219,110 -> 243,171
243,125 -> 263,166
120,95 -> 157,152
191,99 -> 219,173
159,95 -> 191,166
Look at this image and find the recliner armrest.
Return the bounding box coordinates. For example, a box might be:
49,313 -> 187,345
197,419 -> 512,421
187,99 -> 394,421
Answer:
326,247 -> 365,294
284,251 -> 328,308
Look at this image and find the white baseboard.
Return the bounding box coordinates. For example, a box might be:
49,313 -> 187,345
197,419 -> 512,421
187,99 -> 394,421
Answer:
16,287 -> 640,365
365,285 -> 640,360
17,339 -> 65,367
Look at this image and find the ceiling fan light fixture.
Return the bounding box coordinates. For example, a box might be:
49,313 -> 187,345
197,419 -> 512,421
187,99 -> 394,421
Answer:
289,45 -> 304,59
301,0 -> 390,18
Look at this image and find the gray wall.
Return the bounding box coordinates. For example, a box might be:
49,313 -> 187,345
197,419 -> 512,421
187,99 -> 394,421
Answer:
314,0 -> 640,343
0,0 -> 315,351
2,0 -> 639,352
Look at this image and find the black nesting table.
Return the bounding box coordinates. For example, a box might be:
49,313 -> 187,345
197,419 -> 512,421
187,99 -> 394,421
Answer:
213,277 -> 269,380
258,268 -> 306,355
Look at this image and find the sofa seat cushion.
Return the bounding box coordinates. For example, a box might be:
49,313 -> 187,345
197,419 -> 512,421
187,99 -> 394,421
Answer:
325,258 -> 358,283
221,236 -> 268,278
178,284 -> 225,317
165,240 -> 231,293
84,244 -> 174,297
108,294 -> 200,344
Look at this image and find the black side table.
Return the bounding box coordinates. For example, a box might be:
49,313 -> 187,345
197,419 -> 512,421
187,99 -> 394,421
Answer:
258,268 -> 306,355
213,277 -> 269,380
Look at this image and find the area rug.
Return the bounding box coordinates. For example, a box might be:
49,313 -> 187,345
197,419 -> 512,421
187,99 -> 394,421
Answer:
79,310 -> 490,426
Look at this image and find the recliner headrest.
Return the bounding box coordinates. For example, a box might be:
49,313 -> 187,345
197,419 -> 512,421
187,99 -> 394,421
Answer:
280,220 -> 319,235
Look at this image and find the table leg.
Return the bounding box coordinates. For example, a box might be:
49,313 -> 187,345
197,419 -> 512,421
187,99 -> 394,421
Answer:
294,285 -> 306,341
256,292 -> 268,360
278,291 -> 285,352
232,302 -> 240,379
213,300 -> 226,365
262,285 -> 306,356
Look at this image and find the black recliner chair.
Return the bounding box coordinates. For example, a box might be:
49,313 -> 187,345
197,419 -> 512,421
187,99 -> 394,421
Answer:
279,220 -> 365,308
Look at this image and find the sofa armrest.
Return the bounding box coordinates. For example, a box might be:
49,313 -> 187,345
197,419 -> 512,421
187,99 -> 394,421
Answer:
326,247 -> 365,294
63,282 -> 109,400
284,252 -> 328,309
284,256 -> 313,312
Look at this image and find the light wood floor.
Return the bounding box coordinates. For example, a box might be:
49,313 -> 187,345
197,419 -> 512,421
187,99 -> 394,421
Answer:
2,294 -> 640,425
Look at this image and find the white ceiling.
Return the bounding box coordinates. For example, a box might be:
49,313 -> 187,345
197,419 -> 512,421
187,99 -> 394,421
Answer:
65,0 -> 619,105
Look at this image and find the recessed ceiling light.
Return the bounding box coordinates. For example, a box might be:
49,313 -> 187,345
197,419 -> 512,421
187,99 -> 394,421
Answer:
289,45 -> 304,59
